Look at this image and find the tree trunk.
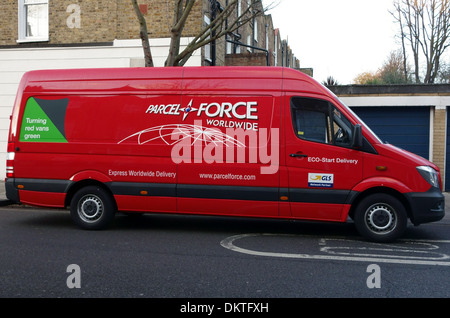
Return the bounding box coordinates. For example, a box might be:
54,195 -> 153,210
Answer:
131,0 -> 154,67
165,0 -> 196,66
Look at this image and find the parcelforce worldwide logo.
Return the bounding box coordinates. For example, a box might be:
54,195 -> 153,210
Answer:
145,99 -> 259,130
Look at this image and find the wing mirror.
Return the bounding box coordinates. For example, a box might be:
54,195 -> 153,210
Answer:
352,124 -> 363,149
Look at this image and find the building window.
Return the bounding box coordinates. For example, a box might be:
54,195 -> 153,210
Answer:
18,0 -> 49,42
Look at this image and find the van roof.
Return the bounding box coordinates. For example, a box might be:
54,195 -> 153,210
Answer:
21,66 -> 329,96
23,66 -> 303,81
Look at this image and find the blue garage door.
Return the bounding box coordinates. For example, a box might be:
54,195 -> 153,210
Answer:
351,106 -> 430,160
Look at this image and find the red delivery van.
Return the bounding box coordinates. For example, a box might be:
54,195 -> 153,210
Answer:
5,66 -> 445,242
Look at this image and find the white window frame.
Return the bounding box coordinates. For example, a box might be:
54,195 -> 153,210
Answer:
274,36 -> 278,66
265,27 -> 269,51
203,15 -> 212,62
226,34 -> 232,54
17,0 -> 49,43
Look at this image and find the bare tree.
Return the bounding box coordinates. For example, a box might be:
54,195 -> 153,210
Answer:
131,0 -> 276,67
391,0 -> 450,83
392,2 -> 410,81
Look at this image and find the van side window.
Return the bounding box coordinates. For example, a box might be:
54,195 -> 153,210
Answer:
291,97 -> 354,147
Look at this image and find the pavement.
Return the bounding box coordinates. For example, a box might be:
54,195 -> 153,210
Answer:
0,181 -> 449,223
0,182 -> 13,207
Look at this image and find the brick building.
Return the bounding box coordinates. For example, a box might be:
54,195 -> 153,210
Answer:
0,0 -> 299,67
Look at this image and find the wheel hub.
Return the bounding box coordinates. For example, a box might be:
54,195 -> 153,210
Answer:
366,204 -> 396,233
78,195 -> 103,222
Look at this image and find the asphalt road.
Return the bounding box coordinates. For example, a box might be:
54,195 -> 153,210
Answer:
1,203 -> 450,298
0,187 -> 450,309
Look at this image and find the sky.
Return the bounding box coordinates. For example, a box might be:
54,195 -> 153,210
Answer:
264,0 -> 399,84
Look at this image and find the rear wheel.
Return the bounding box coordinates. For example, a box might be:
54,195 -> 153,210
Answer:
70,186 -> 116,230
354,193 -> 407,242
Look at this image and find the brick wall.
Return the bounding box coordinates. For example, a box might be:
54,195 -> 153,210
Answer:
265,15 -> 275,66
225,52 -> 267,66
0,0 -> 203,45
0,0 -> 299,71
1,0 -> 301,71
433,108 -> 447,175
49,0 -> 118,44
0,0 -> 18,45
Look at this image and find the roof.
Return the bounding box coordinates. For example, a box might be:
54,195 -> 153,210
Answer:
328,84 -> 450,96
21,66 -> 328,96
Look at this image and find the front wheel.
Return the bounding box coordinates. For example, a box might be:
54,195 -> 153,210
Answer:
354,193 -> 407,242
70,186 -> 116,230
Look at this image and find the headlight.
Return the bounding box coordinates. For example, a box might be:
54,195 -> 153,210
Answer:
416,166 -> 439,188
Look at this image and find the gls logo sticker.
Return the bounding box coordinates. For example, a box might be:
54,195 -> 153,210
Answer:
308,173 -> 334,188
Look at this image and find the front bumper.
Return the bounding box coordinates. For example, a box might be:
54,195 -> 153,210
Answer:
405,187 -> 445,225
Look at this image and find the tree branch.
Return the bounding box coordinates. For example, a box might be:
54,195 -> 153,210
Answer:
175,0 -> 269,66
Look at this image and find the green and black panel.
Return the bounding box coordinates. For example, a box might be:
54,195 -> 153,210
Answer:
19,97 -> 69,143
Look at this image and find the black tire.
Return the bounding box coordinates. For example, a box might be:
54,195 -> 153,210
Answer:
70,186 -> 116,230
354,193 -> 407,243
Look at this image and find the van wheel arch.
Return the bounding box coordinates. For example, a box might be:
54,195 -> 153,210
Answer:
65,180 -> 115,209
349,187 -> 411,221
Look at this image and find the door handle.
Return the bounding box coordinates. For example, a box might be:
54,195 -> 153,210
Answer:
290,153 -> 308,158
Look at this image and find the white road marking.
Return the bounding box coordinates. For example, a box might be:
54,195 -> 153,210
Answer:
319,238 -> 450,260
220,233 -> 450,266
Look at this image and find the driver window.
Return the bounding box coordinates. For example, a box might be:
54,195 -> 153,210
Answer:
291,97 -> 353,147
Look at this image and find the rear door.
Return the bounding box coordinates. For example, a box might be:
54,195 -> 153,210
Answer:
284,95 -> 363,221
